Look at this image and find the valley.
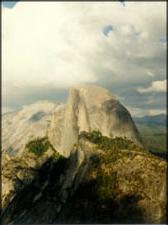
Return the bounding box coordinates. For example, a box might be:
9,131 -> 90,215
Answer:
134,115 -> 167,159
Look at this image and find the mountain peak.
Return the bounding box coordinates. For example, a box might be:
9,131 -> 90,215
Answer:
58,85 -> 142,156
70,84 -> 117,105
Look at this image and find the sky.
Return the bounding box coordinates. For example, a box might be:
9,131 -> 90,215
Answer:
2,1 -> 167,117
2,1 -> 18,8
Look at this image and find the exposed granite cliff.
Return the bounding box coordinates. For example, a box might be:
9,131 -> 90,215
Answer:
49,85 -> 142,157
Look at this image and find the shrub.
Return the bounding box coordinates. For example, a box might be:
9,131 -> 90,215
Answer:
26,137 -> 50,156
96,171 -> 120,203
79,130 -> 143,152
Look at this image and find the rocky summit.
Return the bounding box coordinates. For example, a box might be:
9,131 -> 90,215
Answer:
1,85 -> 167,224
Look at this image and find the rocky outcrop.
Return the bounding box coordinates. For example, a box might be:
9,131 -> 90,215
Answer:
2,101 -> 64,158
1,135 -> 167,224
1,144 -> 57,214
55,137 -> 167,224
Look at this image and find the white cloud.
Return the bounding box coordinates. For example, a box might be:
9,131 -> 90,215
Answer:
2,2 -> 166,84
137,80 -> 166,93
128,106 -> 166,117
146,71 -> 154,77
2,2 -> 166,116
147,109 -> 166,116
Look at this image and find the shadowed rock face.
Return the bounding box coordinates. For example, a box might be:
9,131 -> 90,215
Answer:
53,139 -> 167,224
2,85 -> 166,224
29,111 -> 46,122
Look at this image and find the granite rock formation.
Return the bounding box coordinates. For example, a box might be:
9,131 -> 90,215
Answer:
1,85 -> 166,224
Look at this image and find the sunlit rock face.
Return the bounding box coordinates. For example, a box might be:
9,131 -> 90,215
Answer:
2,85 -> 142,159
2,101 -> 64,157
57,85 -> 142,157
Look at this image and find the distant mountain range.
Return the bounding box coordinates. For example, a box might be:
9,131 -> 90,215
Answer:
133,114 -> 166,126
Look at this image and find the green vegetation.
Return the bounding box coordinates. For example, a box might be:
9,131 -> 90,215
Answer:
79,130 -> 144,152
52,151 -> 62,162
26,137 -> 51,156
96,171 -> 120,202
136,124 -> 166,153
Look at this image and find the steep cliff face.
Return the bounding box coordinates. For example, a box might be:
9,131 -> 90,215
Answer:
49,85 -> 142,157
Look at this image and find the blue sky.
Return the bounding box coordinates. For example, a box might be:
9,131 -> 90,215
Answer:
2,1 -> 18,8
160,37 -> 167,43
102,25 -> 114,37
2,2 -> 166,116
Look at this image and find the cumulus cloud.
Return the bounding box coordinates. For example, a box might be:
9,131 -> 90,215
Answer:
137,80 -> 166,93
2,1 -> 166,116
